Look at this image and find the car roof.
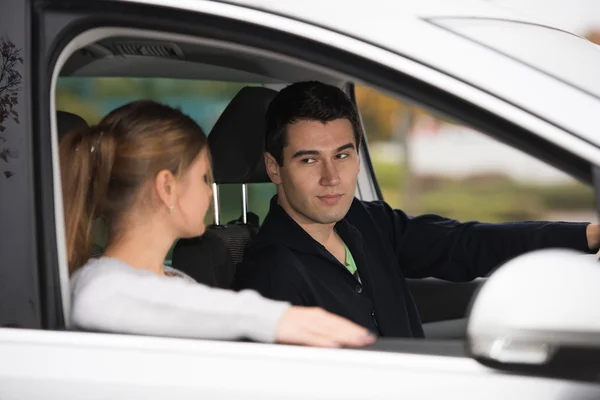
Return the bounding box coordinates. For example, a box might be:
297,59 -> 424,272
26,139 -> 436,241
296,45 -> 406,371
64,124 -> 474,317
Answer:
78,0 -> 600,145
215,0 -> 599,145
220,0 -> 563,32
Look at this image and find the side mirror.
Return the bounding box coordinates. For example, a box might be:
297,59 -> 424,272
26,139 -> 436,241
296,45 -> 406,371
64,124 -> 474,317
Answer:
466,249 -> 600,382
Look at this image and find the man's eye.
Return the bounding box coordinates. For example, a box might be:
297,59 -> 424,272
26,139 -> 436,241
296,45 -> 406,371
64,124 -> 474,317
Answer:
337,153 -> 349,159
301,158 -> 316,164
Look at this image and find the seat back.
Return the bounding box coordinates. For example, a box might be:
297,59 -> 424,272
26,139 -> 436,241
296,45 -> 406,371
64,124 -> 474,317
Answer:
57,110 -> 87,140
172,87 -> 277,287
172,230 -> 235,288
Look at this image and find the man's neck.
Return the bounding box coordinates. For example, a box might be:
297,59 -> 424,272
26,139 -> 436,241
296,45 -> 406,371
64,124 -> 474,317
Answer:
276,196 -> 338,247
299,220 -> 337,247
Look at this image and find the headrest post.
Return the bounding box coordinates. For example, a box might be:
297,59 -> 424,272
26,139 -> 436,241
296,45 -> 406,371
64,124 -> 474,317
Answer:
212,183 -> 220,225
241,183 -> 248,224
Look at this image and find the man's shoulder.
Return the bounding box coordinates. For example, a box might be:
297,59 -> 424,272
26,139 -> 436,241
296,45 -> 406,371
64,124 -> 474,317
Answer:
245,244 -> 299,266
347,198 -> 396,224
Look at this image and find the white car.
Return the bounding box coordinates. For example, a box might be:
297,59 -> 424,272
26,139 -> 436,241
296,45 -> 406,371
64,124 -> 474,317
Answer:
1,0 -> 599,398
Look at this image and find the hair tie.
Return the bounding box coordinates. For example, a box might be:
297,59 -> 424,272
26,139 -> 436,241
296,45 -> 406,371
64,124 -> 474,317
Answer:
90,131 -> 104,153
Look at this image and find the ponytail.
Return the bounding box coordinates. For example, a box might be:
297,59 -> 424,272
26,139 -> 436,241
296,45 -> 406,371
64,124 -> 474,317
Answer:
60,125 -> 116,274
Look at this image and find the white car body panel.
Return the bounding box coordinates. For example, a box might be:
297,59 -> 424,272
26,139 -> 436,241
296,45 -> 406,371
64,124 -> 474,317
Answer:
1,328 -> 599,399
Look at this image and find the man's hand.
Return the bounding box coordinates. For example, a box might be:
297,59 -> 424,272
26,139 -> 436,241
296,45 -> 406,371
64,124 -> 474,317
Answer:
586,223 -> 600,250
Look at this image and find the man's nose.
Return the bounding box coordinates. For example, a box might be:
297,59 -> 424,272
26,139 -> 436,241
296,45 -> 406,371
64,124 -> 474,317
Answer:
320,160 -> 341,186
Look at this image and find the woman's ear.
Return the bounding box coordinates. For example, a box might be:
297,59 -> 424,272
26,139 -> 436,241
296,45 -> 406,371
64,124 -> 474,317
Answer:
264,152 -> 282,185
155,169 -> 177,211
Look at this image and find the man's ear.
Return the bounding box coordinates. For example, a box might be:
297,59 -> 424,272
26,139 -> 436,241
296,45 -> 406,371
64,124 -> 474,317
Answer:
155,169 -> 177,210
264,152 -> 282,185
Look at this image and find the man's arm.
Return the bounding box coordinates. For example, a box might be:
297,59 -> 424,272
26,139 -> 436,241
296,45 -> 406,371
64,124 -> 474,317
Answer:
365,201 -> 595,281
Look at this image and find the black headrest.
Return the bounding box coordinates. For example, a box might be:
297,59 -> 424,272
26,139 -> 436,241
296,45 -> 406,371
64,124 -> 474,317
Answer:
57,111 -> 88,140
208,87 -> 278,184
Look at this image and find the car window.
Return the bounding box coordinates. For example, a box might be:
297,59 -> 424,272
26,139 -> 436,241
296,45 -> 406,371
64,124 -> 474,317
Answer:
56,78 -> 253,131
355,84 -> 596,223
56,78 -> 275,263
217,183 -> 276,226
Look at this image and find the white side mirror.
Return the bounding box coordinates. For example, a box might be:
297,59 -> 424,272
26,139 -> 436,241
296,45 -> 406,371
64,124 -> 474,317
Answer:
467,249 -> 600,381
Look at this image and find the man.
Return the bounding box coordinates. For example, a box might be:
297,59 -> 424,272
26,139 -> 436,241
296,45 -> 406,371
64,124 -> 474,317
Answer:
233,81 -> 599,338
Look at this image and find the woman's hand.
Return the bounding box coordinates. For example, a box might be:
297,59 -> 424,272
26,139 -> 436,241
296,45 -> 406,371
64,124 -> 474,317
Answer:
275,306 -> 376,348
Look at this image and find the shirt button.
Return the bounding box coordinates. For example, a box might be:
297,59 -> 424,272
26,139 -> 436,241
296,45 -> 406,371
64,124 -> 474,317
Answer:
355,285 -> 363,294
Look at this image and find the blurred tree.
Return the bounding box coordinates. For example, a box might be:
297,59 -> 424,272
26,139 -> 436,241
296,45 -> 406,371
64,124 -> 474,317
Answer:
355,85 -> 411,142
585,29 -> 600,45
88,78 -> 257,98
56,91 -> 103,124
0,37 -> 23,179
355,85 -> 421,212
354,85 -> 452,142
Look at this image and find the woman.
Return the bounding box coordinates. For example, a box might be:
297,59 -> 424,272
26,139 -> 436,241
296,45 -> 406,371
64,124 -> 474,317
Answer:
61,100 -> 375,348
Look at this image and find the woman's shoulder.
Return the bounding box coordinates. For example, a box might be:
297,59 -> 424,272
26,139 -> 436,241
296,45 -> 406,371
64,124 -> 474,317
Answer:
70,257 -> 145,292
71,257 -> 195,290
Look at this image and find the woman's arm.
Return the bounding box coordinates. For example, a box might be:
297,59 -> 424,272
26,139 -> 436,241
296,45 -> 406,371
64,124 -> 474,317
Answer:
70,258 -> 289,343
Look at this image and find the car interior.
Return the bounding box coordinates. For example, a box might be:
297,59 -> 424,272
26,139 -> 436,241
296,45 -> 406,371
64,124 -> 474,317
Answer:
53,31 -> 500,344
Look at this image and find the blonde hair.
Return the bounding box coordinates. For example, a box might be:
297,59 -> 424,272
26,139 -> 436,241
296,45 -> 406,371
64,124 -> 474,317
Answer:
59,100 -> 209,273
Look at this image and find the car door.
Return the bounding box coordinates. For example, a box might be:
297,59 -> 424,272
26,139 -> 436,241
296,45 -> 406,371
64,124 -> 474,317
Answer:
3,0 -> 600,397
33,0 -> 600,336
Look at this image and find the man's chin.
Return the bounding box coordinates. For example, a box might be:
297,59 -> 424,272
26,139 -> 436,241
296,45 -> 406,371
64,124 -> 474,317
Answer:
311,208 -> 349,225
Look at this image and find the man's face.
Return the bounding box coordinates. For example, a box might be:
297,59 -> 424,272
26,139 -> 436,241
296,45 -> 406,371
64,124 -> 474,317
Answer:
266,118 -> 360,227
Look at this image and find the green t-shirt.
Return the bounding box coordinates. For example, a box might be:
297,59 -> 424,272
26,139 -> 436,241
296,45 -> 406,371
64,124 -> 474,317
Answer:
344,244 -> 358,276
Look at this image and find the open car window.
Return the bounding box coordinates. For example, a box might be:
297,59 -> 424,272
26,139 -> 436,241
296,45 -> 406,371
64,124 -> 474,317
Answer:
354,84 -> 596,224
56,78 -> 277,263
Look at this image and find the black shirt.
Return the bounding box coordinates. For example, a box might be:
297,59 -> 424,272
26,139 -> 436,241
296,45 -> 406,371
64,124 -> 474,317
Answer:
233,196 -> 592,337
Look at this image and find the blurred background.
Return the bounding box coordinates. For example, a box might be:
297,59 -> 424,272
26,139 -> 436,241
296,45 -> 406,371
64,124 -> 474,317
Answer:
56,0 -> 600,236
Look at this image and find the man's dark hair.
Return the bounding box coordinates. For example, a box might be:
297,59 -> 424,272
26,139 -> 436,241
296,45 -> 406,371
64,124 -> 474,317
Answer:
265,81 -> 363,165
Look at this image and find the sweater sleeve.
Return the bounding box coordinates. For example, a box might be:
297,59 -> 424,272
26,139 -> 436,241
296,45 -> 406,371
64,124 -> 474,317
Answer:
70,258 -> 290,343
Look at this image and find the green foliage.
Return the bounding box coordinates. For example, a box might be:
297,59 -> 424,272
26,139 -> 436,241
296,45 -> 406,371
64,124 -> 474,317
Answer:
56,91 -> 103,124
372,159 -> 595,223
88,78 -> 258,98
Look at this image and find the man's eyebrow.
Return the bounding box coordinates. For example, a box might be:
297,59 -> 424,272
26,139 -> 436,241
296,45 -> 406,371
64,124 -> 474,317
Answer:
337,143 -> 356,152
291,143 -> 355,159
292,149 -> 320,159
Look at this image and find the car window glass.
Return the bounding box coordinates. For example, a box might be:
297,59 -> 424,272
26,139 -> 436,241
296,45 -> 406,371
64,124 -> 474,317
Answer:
355,84 -> 596,223
216,183 -> 276,227
56,78 -> 273,263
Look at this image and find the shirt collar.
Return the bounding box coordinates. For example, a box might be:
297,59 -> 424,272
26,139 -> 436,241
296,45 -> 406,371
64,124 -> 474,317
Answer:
250,195 -> 364,260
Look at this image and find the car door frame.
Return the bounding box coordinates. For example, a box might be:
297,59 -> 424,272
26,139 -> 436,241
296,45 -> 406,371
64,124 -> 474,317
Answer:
0,0 -> 44,330
34,0 -> 600,332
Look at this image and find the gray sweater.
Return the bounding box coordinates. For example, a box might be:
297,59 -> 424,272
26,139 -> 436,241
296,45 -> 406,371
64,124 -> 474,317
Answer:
70,257 -> 290,343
